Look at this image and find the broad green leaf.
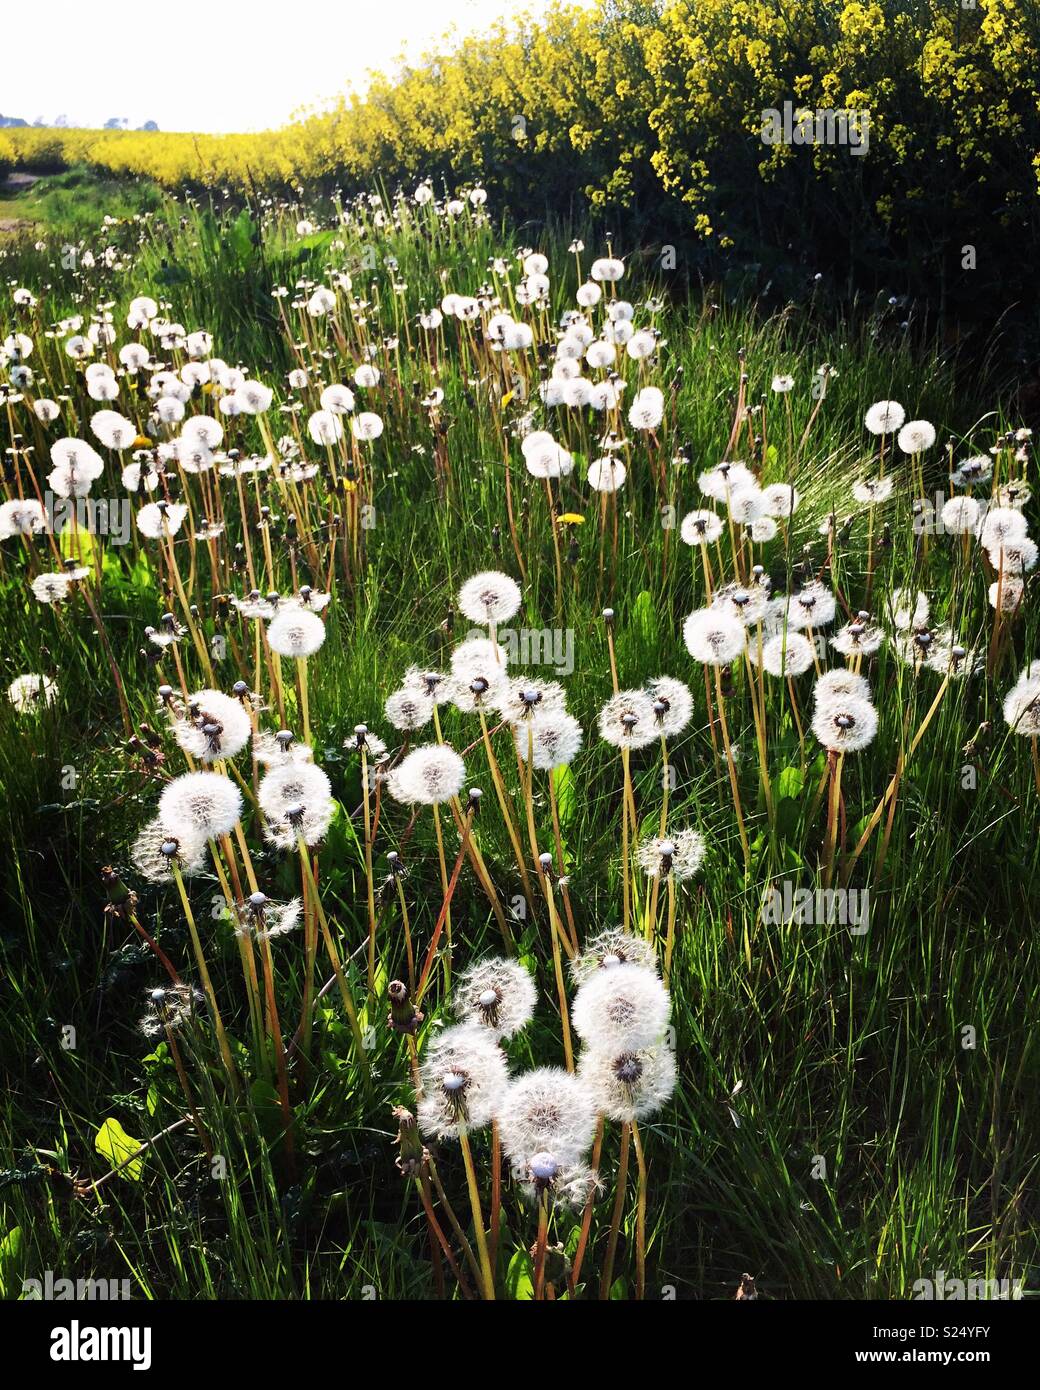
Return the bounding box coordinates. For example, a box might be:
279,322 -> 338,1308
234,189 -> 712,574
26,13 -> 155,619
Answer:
552,761 -> 577,833
632,589 -> 658,645
505,1248 -> 534,1301
776,764 -> 804,799
0,1226 -> 23,1298
94,1118 -> 144,1181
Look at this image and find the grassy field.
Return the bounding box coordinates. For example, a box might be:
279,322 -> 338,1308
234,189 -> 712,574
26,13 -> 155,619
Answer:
0,186 -> 1036,1302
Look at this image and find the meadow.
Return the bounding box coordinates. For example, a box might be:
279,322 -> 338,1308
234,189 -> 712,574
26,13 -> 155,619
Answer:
0,179 -> 1037,1303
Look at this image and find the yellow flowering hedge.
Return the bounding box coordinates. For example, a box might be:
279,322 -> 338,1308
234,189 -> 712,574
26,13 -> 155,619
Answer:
6,1 -> 1039,303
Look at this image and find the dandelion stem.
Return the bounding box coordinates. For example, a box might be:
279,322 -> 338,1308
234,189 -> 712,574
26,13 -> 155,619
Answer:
632,1118 -> 648,1301
599,1120 -> 631,1300
170,860 -> 237,1087
458,1125 -> 495,1301
569,1119 -> 603,1295
543,873 -> 575,1069
714,667 -> 750,868
533,1189 -> 550,1300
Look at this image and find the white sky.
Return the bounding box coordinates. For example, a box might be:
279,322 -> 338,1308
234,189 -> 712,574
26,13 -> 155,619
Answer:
5,0 -> 589,134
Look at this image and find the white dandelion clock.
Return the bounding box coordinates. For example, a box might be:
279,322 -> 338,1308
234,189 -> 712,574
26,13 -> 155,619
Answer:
454,957 -> 537,1041
897,419 -> 936,454
758,631 -> 815,677
852,477 -> 895,505
865,400 -> 905,436
646,676 -> 693,738
258,762 -> 335,849
131,819 -> 207,884
0,499 -> 46,538
570,928 -> 658,984
385,686 -> 436,732
457,571 -> 522,625
628,386 -> 664,432
386,745 -> 465,805
308,410 -> 343,446
680,510 -> 724,546
572,962 -> 671,1055
159,771 -> 243,841
513,711 -> 583,769
587,457 -> 627,492
941,496 -> 981,535
598,690 -> 659,750
496,1068 -> 598,1173
579,1045 -> 677,1123
416,1025 -> 509,1140
888,588 -> 930,632
137,502 -> 188,539
637,828 -> 705,881
267,608 -> 326,658
978,507 -> 1028,549
8,673 -> 58,712
320,383 -> 355,415
173,689 -> 253,763
830,618 -> 884,657
351,411 -> 384,442
761,483 -> 800,518
698,462 -> 755,501
813,669 -> 872,705
1003,675 -> 1040,738
682,609 -> 747,666
811,692 -> 879,753
787,582 -> 837,631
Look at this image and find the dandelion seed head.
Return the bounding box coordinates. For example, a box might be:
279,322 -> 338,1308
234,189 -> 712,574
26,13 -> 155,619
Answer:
940,496 -> 981,535
416,1024 -> 508,1139
1004,676 -> 1040,737
758,630 -> 815,677
597,689 -> 659,749
646,676 -> 694,737
637,827 -> 705,880
712,581 -> 769,627
979,507 -> 1029,549
172,688 -> 252,763
454,957 -> 537,1040
698,461 -> 755,501
385,686 -> 436,731
988,575 -> 1024,613
571,962 -> 671,1054
513,710 -> 583,769
7,672 -> 58,712
496,1068 -> 598,1173
386,744 -> 465,805
811,693 -> 879,753
830,619 -> 884,657
897,419 -> 936,454
570,928 -> 659,984
786,582 -> 837,631
494,677 -> 567,724
680,509 -> 724,546
266,608 -> 326,658
457,570 -> 522,624
865,400 -> 905,435
579,1044 -> 677,1123
159,771 -> 242,841
682,608 -> 747,666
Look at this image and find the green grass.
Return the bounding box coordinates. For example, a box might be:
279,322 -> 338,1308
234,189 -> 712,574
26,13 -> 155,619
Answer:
0,188 -> 1036,1302
0,164 -> 163,239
